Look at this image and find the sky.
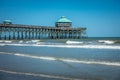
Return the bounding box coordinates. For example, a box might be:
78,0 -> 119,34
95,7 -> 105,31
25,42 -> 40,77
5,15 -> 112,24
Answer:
0,0 -> 120,37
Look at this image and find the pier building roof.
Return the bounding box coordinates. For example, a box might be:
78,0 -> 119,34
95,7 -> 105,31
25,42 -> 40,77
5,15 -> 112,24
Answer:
3,20 -> 12,23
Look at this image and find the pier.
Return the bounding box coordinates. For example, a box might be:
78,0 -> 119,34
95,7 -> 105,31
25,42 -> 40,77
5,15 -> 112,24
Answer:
0,16 -> 87,40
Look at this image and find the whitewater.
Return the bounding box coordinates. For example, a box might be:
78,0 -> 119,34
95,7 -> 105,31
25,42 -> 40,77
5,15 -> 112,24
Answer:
0,43 -> 120,49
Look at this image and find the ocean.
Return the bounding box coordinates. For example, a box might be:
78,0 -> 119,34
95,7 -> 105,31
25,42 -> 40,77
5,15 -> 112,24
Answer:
0,37 -> 120,80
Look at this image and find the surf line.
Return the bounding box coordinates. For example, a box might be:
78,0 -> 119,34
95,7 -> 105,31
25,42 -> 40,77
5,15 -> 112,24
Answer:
0,52 -> 120,66
0,69 -> 81,80
0,43 -> 120,49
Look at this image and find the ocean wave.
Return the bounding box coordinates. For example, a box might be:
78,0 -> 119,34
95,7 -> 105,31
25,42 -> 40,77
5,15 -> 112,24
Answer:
0,43 -> 120,49
19,40 -> 23,43
98,40 -> 115,44
0,40 -> 12,43
0,52 -> 120,66
0,69 -> 79,80
66,40 -> 83,44
26,40 -> 40,43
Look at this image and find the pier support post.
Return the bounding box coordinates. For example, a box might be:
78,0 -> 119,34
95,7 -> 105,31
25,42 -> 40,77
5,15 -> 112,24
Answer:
0,27 -> 2,40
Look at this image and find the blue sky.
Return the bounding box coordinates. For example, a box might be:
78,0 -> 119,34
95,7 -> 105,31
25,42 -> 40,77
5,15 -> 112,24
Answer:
0,0 -> 120,37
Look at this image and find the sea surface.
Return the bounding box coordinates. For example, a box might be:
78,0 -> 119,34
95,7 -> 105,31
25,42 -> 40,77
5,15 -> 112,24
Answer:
0,37 -> 120,80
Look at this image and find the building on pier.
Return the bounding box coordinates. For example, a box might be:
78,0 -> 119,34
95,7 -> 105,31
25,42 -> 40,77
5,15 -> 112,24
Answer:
3,20 -> 12,24
0,16 -> 87,40
55,16 -> 72,28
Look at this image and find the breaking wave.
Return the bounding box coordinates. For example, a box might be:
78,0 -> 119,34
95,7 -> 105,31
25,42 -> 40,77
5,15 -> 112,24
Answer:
0,69 -> 80,80
0,52 -> 120,66
0,43 -> 120,49
0,40 -> 12,43
98,40 -> 115,44
66,40 -> 83,44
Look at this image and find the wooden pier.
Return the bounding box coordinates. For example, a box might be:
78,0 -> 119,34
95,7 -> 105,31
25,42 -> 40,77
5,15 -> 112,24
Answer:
0,16 -> 87,40
0,24 -> 87,40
